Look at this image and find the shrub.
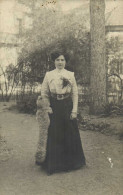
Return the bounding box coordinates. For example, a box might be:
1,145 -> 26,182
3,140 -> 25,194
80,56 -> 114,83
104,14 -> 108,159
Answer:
103,102 -> 123,116
16,92 -> 40,114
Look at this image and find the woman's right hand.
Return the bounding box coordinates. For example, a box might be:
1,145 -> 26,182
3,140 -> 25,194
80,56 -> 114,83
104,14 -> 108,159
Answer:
70,112 -> 77,120
46,107 -> 53,114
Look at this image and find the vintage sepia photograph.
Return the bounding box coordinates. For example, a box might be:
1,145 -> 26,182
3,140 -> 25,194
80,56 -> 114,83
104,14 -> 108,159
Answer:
0,0 -> 123,194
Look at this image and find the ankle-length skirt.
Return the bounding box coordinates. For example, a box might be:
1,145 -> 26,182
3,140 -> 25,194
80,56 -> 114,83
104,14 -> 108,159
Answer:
42,96 -> 86,174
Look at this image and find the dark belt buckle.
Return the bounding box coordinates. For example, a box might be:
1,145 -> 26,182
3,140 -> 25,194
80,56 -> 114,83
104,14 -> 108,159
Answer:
57,94 -> 63,100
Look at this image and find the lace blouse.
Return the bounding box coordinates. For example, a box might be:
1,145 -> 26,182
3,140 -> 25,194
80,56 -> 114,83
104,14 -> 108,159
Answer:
41,68 -> 78,113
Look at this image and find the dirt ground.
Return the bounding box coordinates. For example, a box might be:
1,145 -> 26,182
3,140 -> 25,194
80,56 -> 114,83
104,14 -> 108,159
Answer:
0,102 -> 123,195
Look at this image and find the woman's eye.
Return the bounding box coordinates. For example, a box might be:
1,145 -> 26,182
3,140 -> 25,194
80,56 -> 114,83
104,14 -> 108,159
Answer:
56,59 -> 65,62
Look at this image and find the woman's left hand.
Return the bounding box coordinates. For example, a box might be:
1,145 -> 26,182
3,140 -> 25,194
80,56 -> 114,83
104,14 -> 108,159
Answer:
70,112 -> 77,120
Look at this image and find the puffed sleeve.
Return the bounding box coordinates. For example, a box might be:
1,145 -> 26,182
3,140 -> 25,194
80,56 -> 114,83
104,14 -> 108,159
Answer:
71,73 -> 78,113
41,72 -> 50,108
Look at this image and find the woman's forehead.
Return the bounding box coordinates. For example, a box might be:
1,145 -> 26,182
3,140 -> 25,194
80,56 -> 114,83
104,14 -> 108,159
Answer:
56,55 -> 65,60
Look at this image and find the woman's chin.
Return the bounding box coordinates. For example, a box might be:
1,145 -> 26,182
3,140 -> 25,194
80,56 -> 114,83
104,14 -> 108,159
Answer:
58,67 -> 64,69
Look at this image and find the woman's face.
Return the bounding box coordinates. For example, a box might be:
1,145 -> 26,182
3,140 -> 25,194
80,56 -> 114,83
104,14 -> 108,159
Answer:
54,55 -> 66,70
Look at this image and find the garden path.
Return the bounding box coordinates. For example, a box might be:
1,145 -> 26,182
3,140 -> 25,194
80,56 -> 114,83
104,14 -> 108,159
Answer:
0,102 -> 122,195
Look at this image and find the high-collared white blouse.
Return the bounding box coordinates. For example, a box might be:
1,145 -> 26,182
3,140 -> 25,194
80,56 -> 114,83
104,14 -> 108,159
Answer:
41,68 -> 78,113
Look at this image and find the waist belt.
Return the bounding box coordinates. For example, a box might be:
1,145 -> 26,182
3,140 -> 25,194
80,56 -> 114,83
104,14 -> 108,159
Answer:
51,93 -> 70,100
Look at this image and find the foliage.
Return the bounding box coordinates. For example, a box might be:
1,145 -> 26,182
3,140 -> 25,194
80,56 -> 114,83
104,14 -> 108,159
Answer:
0,64 -> 20,101
18,4 -> 90,85
16,92 -> 40,114
15,2 -> 123,114
106,36 -> 123,104
106,36 -> 123,76
103,102 -> 123,116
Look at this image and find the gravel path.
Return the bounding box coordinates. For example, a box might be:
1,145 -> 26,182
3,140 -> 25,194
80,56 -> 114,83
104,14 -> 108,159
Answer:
0,103 -> 122,195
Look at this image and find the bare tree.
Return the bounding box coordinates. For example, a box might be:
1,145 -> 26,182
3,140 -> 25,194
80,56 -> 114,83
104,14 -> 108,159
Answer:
0,64 -> 20,101
90,0 -> 106,114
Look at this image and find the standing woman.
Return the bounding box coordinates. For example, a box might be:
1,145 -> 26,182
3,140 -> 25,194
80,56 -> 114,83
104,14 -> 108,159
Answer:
41,50 -> 86,175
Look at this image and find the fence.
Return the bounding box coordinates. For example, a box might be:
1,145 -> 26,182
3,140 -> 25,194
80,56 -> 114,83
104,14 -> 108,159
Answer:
0,76 -> 123,105
107,74 -> 123,104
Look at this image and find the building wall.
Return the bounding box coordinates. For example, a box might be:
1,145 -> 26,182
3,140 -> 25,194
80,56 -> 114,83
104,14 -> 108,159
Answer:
0,0 -> 33,94
0,0 -> 33,77
0,0 -> 33,65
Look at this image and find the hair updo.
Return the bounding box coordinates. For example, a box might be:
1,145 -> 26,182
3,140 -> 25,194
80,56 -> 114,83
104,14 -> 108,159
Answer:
51,50 -> 69,62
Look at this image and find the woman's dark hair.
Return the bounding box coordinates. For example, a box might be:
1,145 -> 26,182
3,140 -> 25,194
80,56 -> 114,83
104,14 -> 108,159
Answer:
51,50 -> 69,62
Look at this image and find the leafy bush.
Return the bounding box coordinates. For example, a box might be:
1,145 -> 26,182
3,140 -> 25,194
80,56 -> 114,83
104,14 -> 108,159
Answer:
16,93 -> 39,114
18,5 -> 91,86
103,102 -> 123,116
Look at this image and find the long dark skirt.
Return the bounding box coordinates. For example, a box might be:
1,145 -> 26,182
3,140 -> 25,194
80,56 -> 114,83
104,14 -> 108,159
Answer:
42,97 -> 86,174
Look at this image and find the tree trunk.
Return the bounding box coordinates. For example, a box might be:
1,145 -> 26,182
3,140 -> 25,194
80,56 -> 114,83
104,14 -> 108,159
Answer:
90,0 -> 106,114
